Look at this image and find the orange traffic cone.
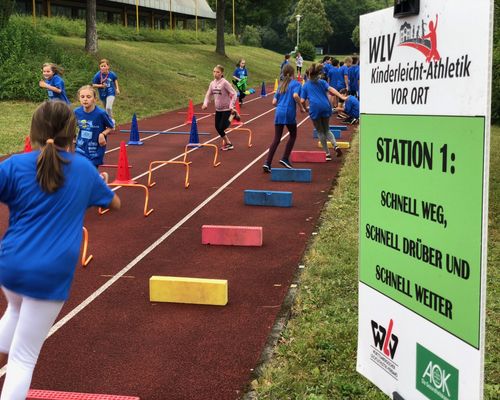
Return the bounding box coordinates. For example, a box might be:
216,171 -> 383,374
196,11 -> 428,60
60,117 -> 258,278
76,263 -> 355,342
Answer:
23,136 -> 32,152
185,99 -> 194,124
112,141 -> 136,185
231,101 -> 243,126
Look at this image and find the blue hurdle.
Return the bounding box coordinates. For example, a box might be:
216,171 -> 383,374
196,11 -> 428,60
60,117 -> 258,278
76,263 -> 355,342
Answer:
271,168 -> 312,183
244,190 -> 293,207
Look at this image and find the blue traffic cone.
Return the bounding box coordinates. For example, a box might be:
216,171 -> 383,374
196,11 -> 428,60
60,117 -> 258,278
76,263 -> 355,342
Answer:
127,113 -> 143,145
189,115 -> 200,144
260,81 -> 267,97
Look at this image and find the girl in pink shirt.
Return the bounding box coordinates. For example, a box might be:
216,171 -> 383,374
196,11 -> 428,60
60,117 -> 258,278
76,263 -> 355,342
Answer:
202,65 -> 237,150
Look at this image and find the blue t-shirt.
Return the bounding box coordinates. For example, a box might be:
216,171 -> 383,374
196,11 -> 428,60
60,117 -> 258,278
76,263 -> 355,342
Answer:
348,65 -> 360,92
339,65 -> 349,89
274,80 -> 302,125
74,106 -> 114,166
232,67 -> 248,80
327,67 -> 344,91
322,63 -> 333,77
92,71 -> 118,101
300,79 -> 332,120
0,152 -> 114,300
45,75 -> 70,104
344,96 -> 360,118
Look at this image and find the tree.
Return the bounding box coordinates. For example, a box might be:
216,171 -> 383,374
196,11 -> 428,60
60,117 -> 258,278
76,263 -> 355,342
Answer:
215,0 -> 226,56
287,0 -> 332,47
0,0 -> 14,30
85,0 -> 98,54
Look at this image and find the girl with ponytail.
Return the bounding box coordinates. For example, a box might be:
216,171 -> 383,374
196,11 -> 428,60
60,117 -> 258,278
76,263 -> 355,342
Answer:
0,101 -> 120,399
263,64 -> 306,172
300,63 -> 347,160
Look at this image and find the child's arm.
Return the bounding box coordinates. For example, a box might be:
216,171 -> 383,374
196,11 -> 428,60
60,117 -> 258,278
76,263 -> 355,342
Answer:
201,83 -> 212,110
39,80 -> 62,93
293,93 -> 306,112
328,86 -> 347,101
98,127 -> 112,146
108,194 -> 121,210
114,79 -> 120,95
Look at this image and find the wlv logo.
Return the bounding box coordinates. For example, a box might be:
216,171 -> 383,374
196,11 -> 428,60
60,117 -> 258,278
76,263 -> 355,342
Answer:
371,319 -> 398,359
399,14 -> 441,62
416,344 -> 459,400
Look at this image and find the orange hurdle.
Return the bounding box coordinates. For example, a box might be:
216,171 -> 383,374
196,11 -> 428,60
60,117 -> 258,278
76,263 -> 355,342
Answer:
183,143 -> 221,167
99,142 -> 154,217
147,160 -> 192,189
81,227 -> 93,267
229,127 -> 253,147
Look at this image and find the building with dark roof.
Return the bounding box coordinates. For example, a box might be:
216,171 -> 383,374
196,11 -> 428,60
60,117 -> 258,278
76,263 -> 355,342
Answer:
15,0 -> 215,29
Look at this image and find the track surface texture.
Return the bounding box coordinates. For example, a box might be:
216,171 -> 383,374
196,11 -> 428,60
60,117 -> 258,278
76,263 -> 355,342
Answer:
0,88 -> 355,399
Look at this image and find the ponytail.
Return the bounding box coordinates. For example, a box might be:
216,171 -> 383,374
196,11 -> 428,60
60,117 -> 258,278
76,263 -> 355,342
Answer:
279,64 -> 295,94
31,101 -> 76,193
36,139 -> 67,193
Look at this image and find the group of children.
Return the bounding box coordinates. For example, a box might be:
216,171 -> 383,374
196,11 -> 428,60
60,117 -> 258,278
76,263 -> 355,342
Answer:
0,53 -> 359,399
39,59 -> 120,178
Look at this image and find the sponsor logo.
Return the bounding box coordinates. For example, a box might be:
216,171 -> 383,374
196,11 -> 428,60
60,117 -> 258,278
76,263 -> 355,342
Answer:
416,343 -> 459,400
369,319 -> 399,379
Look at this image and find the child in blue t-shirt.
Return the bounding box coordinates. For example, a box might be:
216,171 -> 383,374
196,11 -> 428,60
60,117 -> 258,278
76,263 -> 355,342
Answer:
74,85 -> 114,171
263,64 -> 306,172
327,59 -> 344,108
92,58 -> 120,122
39,63 -> 70,104
337,89 -> 360,124
301,63 -> 347,160
348,56 -> 360,98
232,59 -> 248,106
0,101 -> 120,400
280,54 -> 291,81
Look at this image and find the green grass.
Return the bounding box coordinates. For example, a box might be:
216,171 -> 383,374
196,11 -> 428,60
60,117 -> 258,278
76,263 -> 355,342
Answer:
252,126 -> 500,399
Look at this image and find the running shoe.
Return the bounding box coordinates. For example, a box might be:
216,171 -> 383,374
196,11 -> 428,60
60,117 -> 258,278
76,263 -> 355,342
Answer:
279,159 -> 293,169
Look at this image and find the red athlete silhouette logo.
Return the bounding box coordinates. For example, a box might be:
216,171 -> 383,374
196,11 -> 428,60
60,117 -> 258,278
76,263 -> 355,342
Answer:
399,14 -> 441,63
422,15 -> 440,62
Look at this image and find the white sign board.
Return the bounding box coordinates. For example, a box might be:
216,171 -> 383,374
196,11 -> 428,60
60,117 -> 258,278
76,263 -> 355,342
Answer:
357,1 -> 492,400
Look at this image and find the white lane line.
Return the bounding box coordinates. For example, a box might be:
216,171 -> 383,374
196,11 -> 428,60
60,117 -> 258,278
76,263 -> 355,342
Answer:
0,102 -> 307,378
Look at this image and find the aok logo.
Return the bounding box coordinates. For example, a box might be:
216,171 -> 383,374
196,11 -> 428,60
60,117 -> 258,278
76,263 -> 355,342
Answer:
371,319 -> 398,359
416,344 -> 459,400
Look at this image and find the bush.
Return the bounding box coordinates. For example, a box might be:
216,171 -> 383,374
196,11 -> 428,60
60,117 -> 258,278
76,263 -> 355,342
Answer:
240,25 -> 261,47
0,16 -> 95,102
31,15 -> 238,46
298,41 -> 316,61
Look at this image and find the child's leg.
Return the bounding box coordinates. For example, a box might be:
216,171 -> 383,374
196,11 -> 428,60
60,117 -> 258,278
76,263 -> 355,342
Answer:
282,124 -> 297,161
0,287 -> 23,364
0,288 -> 64,400
215,110 -> 232,146
105,96 -> 116,119
312,118 -> 330,154
265,124 -> 285,166
324,117 -> 342,156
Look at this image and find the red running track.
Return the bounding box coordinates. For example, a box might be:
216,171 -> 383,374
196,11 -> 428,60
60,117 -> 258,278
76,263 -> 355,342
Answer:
0,88 -> 355,399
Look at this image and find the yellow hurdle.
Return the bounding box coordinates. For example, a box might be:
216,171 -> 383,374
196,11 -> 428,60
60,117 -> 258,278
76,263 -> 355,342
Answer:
273,79 -> 278,92
317,141 -> 350,149
149,276 -> 228,306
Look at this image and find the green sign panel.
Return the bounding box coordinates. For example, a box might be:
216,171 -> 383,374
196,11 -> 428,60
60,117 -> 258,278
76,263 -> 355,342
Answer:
416,343 -> 459,400
359,114 -> 484,347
